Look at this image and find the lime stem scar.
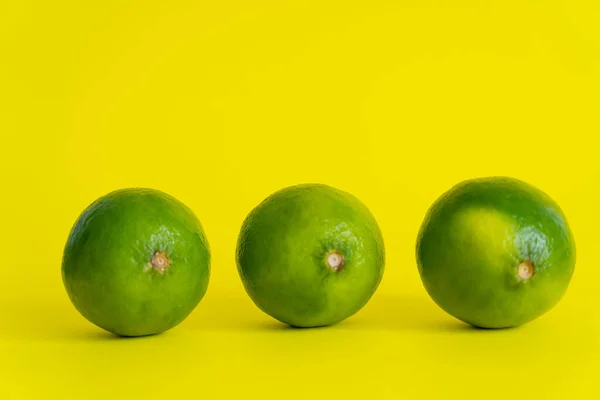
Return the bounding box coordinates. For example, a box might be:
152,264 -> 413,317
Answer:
517,260 -> 534,280
327,251 -> 344,271
151,251 -> 170,272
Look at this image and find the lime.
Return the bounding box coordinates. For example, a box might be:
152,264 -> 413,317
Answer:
236,184 -> 385,327
62,188 -> 210,336
416,177 -> 576,328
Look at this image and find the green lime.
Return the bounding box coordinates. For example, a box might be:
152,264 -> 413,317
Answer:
236,184 -> 385,328
62,188 -> 210,336
416,177 -> 576,328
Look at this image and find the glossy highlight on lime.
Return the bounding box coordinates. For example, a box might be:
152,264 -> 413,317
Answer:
416,177 -> 576,329
236,184 -> 385,328
62,188 -> 211,337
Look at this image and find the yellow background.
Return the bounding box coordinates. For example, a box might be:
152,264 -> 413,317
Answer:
1,1 -> 599,398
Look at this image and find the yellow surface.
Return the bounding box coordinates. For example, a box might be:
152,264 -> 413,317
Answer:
1,1 -> 599,398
